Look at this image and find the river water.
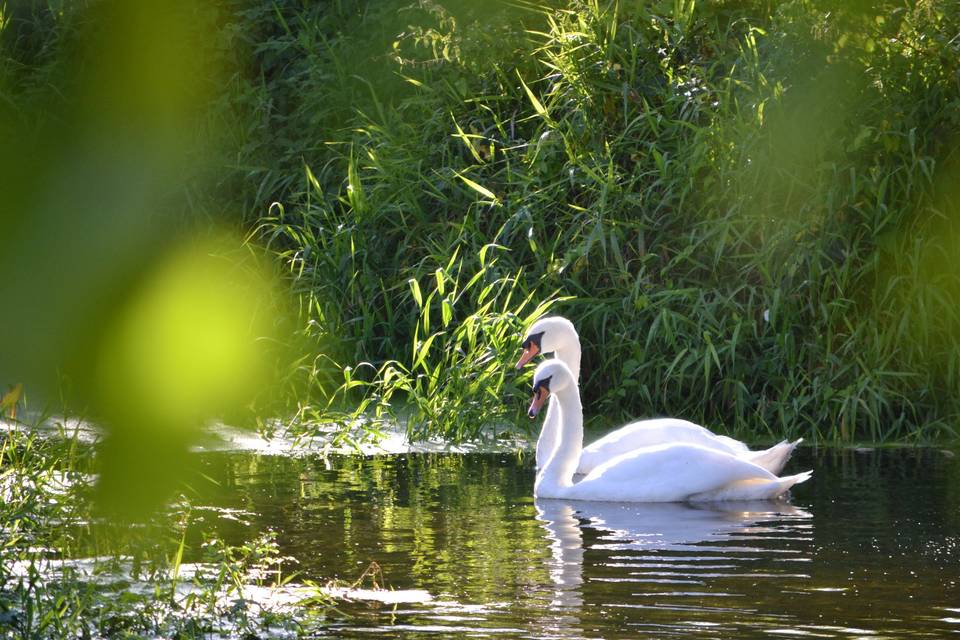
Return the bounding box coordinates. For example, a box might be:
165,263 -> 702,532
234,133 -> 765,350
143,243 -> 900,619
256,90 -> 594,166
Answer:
190,446 -> 960,638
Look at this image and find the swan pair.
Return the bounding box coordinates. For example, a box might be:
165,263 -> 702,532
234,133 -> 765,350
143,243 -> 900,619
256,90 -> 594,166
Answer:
517,316 -> 810,502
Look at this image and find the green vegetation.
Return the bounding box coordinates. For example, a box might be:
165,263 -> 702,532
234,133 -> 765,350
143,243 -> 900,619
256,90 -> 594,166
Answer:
0,420 -> 334,638
4,1 -> 960,447
4,4 -> 959,634
247,0 -> 960,444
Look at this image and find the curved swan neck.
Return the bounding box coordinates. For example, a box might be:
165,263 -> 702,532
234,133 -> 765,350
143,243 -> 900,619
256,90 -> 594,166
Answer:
537,383 -> 583,492
555,338 -> 581,382
536,396 -> 560,469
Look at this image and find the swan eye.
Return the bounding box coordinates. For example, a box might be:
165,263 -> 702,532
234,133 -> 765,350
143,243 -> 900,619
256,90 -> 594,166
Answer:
528,375 -> 552,418
521,331 -> 544,351
533,375 -> 552,395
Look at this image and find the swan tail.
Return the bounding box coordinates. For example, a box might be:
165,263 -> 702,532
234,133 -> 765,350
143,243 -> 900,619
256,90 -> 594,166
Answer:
688,469 -> 813,502
745,438 -> 803,475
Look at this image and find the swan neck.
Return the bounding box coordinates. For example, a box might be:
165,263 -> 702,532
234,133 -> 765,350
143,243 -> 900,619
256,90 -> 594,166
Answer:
535,396 -> 559,469
556,340 -> 581,381
538,384 -> 583,491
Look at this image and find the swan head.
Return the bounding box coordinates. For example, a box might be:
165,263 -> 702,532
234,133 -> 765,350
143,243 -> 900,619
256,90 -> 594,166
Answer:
528,359 -> 575,418
516,316 -> 578,369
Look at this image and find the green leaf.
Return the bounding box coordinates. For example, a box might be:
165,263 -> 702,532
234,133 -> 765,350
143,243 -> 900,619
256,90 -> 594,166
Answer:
451,115 -> 484,163
456,172 -> 500,203
441,297 -> 453,327
517,72 -> 548,119
409,278 -> 423,308
413,332 -> 444,371
304,163 -> 322,195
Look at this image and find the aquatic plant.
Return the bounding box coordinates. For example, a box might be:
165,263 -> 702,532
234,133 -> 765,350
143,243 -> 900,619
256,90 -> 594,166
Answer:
0,421 -> 335,638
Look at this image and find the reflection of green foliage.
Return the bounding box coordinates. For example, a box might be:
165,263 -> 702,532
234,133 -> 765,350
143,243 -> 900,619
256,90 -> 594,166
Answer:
191,448 -> 960,621
5,434 -> 959,636
211,451 -> 552,601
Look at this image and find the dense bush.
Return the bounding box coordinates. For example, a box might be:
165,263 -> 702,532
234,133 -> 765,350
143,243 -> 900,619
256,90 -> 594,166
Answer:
4,1 -> 960,443
238,0 -> 960,443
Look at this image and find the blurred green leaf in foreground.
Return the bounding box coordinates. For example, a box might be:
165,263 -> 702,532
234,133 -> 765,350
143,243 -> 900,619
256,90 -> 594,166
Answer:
0,0 -> 286,517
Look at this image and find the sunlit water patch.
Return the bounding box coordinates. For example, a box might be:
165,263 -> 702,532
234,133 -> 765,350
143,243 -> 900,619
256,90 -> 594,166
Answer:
1,415 -> 527,455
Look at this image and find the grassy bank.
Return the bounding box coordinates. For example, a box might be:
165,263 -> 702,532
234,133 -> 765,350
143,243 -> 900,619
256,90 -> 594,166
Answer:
4,1 -> 960,444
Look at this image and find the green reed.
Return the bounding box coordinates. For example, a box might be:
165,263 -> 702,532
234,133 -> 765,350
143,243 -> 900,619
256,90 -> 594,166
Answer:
0,418 -> 333,638
241,1 -> 959,444
5,1 -> 960,444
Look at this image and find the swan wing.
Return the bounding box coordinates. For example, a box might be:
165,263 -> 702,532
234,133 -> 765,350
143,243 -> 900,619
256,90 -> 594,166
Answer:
688,470 -> 812,501
713,434 -> 750,454
567,444 -> 797,502
577,419 -> 742,475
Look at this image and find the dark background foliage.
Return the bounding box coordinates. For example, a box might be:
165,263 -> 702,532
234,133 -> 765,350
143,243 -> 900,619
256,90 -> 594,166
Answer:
3,0 -> 959,443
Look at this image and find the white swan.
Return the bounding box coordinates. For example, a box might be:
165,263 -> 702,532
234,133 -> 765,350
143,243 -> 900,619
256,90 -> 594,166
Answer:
528,359 -> 812,502
517,316 -> 801,475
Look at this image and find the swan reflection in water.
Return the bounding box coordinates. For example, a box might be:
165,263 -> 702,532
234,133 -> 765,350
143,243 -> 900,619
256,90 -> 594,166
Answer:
534,498 -> 813,635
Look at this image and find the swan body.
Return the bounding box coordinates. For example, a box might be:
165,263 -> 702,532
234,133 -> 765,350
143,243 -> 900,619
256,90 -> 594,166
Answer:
518,316 -> 800,475
579,419 -> 800,477
529,359 -> 811,502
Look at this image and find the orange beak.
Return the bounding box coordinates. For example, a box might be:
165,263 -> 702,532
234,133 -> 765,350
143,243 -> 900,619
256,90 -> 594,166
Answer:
528,386 -> 549,419
515,343 -> 540,369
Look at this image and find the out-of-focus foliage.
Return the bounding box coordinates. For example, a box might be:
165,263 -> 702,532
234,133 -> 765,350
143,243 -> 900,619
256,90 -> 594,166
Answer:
0,1 -> 289,516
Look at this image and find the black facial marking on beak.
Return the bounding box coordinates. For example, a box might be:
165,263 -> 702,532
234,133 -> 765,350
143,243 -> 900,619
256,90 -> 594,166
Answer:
521,331 -> 545,352
516,331 -> 546,369
527,375 -> 552,418
533,375 -> 552,394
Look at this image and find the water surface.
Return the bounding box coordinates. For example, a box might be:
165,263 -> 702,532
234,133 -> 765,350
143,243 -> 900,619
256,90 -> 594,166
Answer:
193,447 -> 960,638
